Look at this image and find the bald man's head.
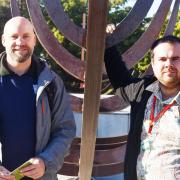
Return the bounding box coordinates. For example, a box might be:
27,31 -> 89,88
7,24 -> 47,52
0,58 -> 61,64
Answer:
2,16 -> 36,64
3,16 -> 34,35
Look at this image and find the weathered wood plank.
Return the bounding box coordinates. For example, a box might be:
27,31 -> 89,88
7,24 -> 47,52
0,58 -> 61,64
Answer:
79,1 -> 108,179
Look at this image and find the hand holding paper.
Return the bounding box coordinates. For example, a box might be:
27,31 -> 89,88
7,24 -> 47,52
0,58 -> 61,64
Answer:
10,159 -> 33,180
20,158 -> 45,179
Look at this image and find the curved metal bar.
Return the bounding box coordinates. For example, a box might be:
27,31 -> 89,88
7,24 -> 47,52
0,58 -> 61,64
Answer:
60,144 -> 126,176
26,0 -> 85,80
70,95 -> 129,112
44,0 -> 86,48
70,95 -> 83,112
71,136 -> 127,150
10,0 -> 21,17
100,95 -> 129,112
60,160 -> 124,176
12,0 -> 128,112
68,143 -> 124,161
106,0 -> 154,48
72,135 -> 127,145
165,0 -> 180,35
122,0 -> 173,69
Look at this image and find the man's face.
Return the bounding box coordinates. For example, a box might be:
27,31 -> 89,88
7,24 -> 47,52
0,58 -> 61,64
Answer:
151,42 -> 180,88
2,19 -> 36,63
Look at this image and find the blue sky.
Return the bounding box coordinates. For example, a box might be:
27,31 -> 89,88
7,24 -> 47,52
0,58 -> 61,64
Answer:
125,0 -> 176,17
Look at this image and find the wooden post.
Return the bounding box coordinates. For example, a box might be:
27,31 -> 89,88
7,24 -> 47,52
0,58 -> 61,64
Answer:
79,1 -> 108,180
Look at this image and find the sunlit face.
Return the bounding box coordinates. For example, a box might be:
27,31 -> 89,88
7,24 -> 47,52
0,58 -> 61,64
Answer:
151,42 -> 180,88
1,17 -> 36,64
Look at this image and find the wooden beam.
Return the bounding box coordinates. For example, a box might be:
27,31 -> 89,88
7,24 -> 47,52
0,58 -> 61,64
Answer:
79,0 -> 108,180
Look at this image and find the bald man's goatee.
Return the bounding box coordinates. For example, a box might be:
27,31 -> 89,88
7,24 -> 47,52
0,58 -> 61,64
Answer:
8,48 -> 33,63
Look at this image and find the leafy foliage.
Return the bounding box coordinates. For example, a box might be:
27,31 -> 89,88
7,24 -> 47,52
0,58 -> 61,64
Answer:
172,11 -> 180,37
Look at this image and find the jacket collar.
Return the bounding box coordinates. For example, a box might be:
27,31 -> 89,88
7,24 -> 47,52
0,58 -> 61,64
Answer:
0,51 -> 45,82
146,80 -> 180,105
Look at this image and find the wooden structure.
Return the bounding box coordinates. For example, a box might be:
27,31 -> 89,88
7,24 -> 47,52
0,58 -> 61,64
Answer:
10,0 -> 179,179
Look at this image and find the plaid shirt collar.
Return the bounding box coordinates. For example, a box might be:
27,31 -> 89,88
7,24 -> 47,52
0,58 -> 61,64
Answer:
146,81 -> 180,105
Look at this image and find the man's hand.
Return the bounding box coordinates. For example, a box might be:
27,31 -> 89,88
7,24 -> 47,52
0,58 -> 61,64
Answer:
106,23 -> 115,34
0,166 -> 15,180
21,157 -> 45,179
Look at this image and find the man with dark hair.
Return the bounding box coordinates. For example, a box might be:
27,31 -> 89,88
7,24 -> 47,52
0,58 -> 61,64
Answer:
105,35 -> 180,179
0,16 -> 76,180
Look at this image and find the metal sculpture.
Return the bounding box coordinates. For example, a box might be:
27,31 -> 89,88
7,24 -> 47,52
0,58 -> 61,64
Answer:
61,135 -> 127,176
10,0 -> 180,179
10,0 -> 180,112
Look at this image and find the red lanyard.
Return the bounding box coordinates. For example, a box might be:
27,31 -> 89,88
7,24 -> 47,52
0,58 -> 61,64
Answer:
148,96 -> 175,134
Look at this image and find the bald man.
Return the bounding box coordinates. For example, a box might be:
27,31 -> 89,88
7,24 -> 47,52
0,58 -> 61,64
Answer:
0,16 -> 76,180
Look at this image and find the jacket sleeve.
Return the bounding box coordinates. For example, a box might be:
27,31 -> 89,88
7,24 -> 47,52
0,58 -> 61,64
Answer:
104,46 -> 147,103
38,74 -> 76,174
104,46 -> 132,89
